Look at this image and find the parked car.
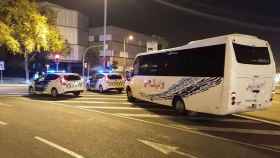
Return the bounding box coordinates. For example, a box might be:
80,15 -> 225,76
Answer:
29,73 -> 84,97
86,72 -> 124,93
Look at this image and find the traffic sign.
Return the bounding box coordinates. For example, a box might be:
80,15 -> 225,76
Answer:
0,61 -> 5,70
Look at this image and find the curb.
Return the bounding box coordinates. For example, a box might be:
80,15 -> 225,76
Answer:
0,84 -> 28,87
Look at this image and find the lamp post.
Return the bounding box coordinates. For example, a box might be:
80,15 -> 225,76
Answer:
54,54 -> 60,72
82,45 -> 103,80
103,0 -> 108,68
123,35 -> 134,75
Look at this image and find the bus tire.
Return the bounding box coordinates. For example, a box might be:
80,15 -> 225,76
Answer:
173,97 -> 186,114
126,87 -> 135,102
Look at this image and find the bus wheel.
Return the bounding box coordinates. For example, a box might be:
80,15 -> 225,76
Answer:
174,98 -> 186,114
126,88 -> 135,102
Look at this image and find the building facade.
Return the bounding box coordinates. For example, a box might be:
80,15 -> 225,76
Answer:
89,26 -> 168,72
40,2 -> 168,74
40,2 -> 89,73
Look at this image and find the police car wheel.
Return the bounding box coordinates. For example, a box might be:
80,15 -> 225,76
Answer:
28,86 -> 34,95
126,89 -> 135,102
86,84 -> 91,91
51,88 -> 58,98
99,86 -> 104,93
73,91 -> 81,97
118,89 -> 123,94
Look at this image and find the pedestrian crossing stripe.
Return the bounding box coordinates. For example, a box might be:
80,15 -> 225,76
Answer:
81,94 -> 126,97
74,97 -> 127,101
53,100 -> 133,105
78,106 -> 171,111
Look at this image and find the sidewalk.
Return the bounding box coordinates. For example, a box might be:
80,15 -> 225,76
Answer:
0,84 -> 28,87
0,77 -> 27,84
239,95 -> 280,125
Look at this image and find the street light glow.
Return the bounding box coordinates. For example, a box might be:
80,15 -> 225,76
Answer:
128,35 -> 134,41
55,54 -> 60,59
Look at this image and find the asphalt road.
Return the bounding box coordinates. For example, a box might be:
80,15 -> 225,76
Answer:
0,91 -> 280,158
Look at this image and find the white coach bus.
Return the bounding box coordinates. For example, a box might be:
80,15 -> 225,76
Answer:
126,34 -> 276,115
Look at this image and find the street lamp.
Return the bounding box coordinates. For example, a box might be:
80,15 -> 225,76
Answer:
103,0 -> 108,68
46,64 -> 50,72
54,54 -> 60,72
82,45 -> 103,80
123,35 -> 134,74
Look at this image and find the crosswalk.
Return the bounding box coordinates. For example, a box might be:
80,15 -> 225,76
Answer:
57,92 -> 264,124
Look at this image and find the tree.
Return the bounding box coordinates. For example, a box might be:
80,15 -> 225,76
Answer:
0,0 -> 68,82
0,21 -> 20,52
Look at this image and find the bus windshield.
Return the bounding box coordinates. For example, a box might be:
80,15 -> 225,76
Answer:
233,43 -> 270,65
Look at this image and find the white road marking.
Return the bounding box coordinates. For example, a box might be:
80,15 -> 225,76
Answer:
233,114 -> 280,127
53,100 -> 133,105
81,94 -> 126,98
117,113 -> 260,124
189,117 -> 260,124
0,102 -> 13,107
138,139 -> 198,158
78,106 -> 171,111
272,100 -> 280,104
34,136 -> 84,158
118,113 -> 175,118
0,121 -> 8,126
174,124 -> 280,136
262,144 -> 280,150
75,97 -> 127,101
21,98 -> 280,153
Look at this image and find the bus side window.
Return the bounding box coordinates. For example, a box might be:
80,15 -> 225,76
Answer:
133,58 -> 140,75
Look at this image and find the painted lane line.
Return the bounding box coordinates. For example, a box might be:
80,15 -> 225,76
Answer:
21,98 -> 280,153
262,144 -> 280,151
0,121 -> 8,126
35,136 -> 84,158
81,94 -> 126,97
75,97 -> 127,101
117,113 -> 261,124
174,124 -> 280,136
188,117 -> 260,124
233,114 -> 280,127
78,106 -> 171,111
138,139 -> 198,158
0,102 -> 13,107
272,101 -> 280,104
118,113 -> 175,118
53,100 -> 133,105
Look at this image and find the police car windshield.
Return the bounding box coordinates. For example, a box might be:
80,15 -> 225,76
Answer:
108,74 -> 122,80
64,75 -> 81,81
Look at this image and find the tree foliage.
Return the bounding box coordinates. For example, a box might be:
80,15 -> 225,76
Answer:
0,21 -> 20,52
0,0 -> 68,55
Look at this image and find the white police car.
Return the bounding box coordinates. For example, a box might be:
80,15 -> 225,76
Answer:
86,73 -> 124,93
29,73 -> 84,97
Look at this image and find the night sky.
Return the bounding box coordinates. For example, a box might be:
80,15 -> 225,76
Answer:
46,0 -> 280,65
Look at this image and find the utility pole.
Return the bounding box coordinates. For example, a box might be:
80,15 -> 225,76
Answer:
103,0 -> 108,69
